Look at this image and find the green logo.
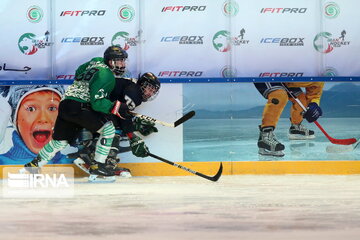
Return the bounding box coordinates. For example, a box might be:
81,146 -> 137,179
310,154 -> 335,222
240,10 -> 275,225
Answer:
221,66 -> 237,77
18,31 -> 51,55
213,30 -> 231,52
313,32 -> 333,53
323,67 -> 338,76
18,33 -> 38,55
118,5 -> 135,22
222,0 -> 239,17
112,31 -> 139,50
112,32 -> 130,50
27,6 -> 43,23
324,2 -> 340,19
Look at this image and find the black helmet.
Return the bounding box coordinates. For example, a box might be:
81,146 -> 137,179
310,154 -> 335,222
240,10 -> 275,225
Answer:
104,46 -> 128,76
137,72 -> 161,102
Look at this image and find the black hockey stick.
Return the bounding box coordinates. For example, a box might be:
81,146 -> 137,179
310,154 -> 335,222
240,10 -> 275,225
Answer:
148,153 -> 223,182
131,111 -> 195,128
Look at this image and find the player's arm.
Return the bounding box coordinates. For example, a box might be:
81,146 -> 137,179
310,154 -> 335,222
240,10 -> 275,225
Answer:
303,82 -> 325,122
305,82 -> 325,105
89,69 -> 116,114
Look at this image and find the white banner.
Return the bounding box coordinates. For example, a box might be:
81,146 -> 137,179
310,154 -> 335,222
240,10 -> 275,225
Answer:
0,0 -> 52,80
1,0 -> 360,80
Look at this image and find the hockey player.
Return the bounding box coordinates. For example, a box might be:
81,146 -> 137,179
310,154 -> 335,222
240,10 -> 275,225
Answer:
73,72 -> 161,177
254,82 -> 324,157
22,46 -> 146,181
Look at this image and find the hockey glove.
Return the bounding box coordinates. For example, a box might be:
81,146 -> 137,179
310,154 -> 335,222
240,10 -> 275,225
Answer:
303,102 -> 322,123
111,101 -> 133,120
133,117 -> 158,136
127,133 -> 149,158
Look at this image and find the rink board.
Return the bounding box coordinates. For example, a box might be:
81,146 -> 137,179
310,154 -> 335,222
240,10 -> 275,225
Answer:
1,161 -> 360,178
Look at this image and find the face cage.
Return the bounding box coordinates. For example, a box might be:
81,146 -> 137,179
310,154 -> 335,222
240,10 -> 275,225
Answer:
110,59 -> 127,77
140,82 -> 160,102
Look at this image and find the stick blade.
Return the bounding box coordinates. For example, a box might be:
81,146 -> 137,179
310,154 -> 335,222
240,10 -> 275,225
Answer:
174,111 -> 195,127
326,139 -> 360,153
199,162 -> 223,182
210,162 -> 223,182
330,138 -> 357,145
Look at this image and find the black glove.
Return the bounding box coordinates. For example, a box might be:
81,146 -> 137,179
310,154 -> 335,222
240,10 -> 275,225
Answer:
111,101 -> 132,120
133,118 -> 158,136
303,102 -> 322,123
128,133 -> 149,158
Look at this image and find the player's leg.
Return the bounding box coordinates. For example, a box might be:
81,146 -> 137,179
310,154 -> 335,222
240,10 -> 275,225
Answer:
106,117 -> 133,177
254,83 -> 288,156
70,103 -> 117,179
288,91 -> 315,140
104,128 -> 132,177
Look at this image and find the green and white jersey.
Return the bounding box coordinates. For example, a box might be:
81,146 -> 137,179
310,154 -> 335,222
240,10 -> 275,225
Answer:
64,57 -> 116,114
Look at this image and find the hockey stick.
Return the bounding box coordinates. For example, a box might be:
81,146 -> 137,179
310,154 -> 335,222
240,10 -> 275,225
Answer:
326,139 -> 360,153
283,85 -> 357,145
148,153 -> 223,182
131,111 -> 195,128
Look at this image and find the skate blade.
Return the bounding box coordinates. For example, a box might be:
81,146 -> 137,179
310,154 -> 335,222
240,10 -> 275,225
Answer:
73,158 -> 90,175
288,134 -> 315,140
118,171 -> 132,178
88,175 -> 116,183
258,148 -> 284,157
326,140 -> 360,153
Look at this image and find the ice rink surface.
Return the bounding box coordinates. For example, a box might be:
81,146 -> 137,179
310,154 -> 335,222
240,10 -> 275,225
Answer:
1,175 -> 360,240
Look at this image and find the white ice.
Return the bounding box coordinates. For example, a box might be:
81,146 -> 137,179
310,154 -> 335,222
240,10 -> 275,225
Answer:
1,175 -> 360,240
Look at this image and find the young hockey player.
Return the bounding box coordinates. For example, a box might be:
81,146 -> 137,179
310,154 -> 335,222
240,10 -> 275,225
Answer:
73,72 -> 161,178
254,82 -> 324,157
22,46 -> 145,181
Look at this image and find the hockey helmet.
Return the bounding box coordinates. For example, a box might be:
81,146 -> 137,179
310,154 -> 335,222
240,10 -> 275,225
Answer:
104,46 -> 128,76
137,72 -> 161,102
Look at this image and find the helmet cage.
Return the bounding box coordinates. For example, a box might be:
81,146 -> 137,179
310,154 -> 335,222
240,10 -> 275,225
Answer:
139,80 -> 160,102
110,58 -> 127,77
104,46 -> 128,77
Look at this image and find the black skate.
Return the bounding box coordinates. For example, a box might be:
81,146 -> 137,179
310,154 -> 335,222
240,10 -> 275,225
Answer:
72,139 -> 96,176
288,123 -> 315,140
106,157 -> 132,178
258,126 -> 285,157
74,156 -> 131,178
23,156 -> 42,174
88,162 -> 116,183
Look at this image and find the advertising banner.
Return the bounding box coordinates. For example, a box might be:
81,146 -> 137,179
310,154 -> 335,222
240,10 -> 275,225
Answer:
1,0 -> 359,81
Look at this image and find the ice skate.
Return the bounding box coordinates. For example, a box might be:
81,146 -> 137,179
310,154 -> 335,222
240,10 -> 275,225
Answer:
74,156 -> 132,178
23,156 -> 42,174
88,162 -> 116,183
106,157 -> 132,178
288,123 -> 315,140
73,157 -> 91,175
258,126 -> 285,157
